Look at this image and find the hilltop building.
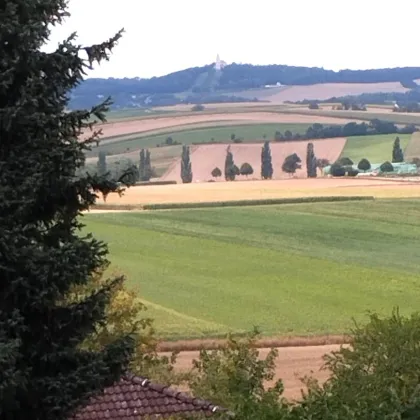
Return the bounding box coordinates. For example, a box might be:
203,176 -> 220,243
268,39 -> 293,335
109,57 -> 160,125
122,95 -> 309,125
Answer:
214,54 -> 227,70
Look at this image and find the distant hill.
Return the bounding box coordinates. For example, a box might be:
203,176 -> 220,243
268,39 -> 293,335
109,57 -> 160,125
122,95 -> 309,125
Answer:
69,63 -> 420,109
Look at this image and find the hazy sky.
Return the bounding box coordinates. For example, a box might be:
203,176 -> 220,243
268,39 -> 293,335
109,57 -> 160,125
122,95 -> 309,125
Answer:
45,0 -> 419,79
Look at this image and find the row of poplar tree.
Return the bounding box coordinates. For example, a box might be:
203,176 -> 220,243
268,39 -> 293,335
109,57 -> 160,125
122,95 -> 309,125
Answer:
215,141 -> 318,182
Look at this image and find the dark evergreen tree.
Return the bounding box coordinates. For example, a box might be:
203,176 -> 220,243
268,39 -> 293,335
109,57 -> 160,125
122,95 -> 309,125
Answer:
144,149 -> 153,181
0,4 -> 135,419
139,149 -> 146,181
224,146 -> 236,181
261,141 -> 273,179
306,142 -> 317,178
180,145 -> 193,183
97,151 -> 108,177
392,136 -> 404,163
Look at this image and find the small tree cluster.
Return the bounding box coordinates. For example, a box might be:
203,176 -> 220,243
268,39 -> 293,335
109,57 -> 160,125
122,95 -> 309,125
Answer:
180,145 -> 193,183
392,136 -> 404,163
261,141 -> 273,179
306,143 -> 317,178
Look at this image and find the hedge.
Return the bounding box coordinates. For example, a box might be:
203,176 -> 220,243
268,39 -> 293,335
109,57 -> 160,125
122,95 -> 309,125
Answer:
142,196 -> 375,210
135,180 -> 177,186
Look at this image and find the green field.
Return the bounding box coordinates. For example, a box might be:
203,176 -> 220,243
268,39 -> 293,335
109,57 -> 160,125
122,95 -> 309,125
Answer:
87,123 -> 314,157
340,133 -> 411,163
83,199 -> 420,340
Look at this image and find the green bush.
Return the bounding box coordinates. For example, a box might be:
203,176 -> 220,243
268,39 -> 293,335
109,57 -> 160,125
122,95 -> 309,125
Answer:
335,157 -> 354,166
330,164 -> 346,177
357,158 -> 371,171
346,168 -> 359,177
380,161 -> 394,172
135,180 -> 177,186
142,196 -> 374,210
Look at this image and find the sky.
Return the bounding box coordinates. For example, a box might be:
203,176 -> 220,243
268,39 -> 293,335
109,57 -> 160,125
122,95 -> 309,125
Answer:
45,0 -> 420,79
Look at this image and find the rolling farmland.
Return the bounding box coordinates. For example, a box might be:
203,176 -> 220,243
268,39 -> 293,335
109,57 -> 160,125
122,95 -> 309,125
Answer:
84,199 -> 420,340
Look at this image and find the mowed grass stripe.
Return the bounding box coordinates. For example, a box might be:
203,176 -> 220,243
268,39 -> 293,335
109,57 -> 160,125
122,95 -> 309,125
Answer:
83,199 -> 420,339
339,133 -> 411,163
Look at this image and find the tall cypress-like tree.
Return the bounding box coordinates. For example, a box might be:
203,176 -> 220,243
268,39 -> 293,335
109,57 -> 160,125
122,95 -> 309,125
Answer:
224,146 -> 236,181
97,150 -> 108,177
144,149 -> 153,181
0,4 -> 135,419
306,142 -> 317,178
392,136 -> 404,163
139,149 -> 146,181
180,145 -> 193,183
261,141 -> 273,179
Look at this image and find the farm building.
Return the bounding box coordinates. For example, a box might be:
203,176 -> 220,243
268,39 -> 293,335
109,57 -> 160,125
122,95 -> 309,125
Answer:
71,374 -> 227,419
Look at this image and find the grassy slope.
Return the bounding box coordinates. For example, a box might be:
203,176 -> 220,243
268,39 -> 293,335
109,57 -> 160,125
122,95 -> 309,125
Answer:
405,132 -> 420,159
340,134 -> 411,163
84,199 -> 420,340
89,123 -> 313,157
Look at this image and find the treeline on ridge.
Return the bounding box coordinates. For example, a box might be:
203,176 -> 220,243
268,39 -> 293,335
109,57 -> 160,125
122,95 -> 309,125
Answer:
291,85 -> 420,108
74,65 -> 420,95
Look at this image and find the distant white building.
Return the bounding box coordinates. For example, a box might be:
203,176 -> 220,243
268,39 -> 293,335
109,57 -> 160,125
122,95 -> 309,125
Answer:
214,54 -> 227,70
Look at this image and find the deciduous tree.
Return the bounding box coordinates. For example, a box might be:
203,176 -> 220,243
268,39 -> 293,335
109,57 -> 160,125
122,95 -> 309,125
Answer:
281,153 -> 302,175
357,158 -> 371,171
0,3 -> 136,418
211,167 -> 222,179
240,163 -> 254,177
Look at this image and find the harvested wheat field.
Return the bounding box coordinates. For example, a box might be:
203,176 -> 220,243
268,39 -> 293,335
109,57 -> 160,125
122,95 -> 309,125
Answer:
262,81 -> 411,103
164,344 -> 341,400
161,138 -> 346,182
87,112 -> 362,139
98,178 -> 420,206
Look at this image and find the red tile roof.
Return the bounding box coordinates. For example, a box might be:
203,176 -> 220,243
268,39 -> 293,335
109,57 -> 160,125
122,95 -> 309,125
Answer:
71,374 -> 225,419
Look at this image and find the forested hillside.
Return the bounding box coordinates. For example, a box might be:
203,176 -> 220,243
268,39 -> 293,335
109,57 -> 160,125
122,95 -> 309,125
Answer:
69,63 -> 420,109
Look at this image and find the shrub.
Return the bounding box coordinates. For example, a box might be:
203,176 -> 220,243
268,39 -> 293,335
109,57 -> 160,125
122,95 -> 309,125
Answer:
330,164 -> 346,177
308,102 -> 319,109
211,167 -> 222,178
346,168 -> 359,177
142,196 -> 374,210
191,104 -> 205,111
357,158 -> 371,171
335,157 -> 354,166
282,153 -> 301,174
380,161 -> 394,172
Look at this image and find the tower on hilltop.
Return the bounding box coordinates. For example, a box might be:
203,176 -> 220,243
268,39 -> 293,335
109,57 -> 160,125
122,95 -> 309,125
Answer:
214,54 -> 227,70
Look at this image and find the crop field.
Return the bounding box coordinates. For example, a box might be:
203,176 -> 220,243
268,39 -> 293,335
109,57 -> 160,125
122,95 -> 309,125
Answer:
280,108 -> 420,126
83,199 -> 420,340
339,133 -> 411,163
95,178 -> 420,207
87,123 -> 314,157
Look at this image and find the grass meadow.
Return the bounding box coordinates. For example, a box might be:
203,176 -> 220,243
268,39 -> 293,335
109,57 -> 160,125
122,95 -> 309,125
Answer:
339,133 -> 411,163
83,199 -> 420,340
